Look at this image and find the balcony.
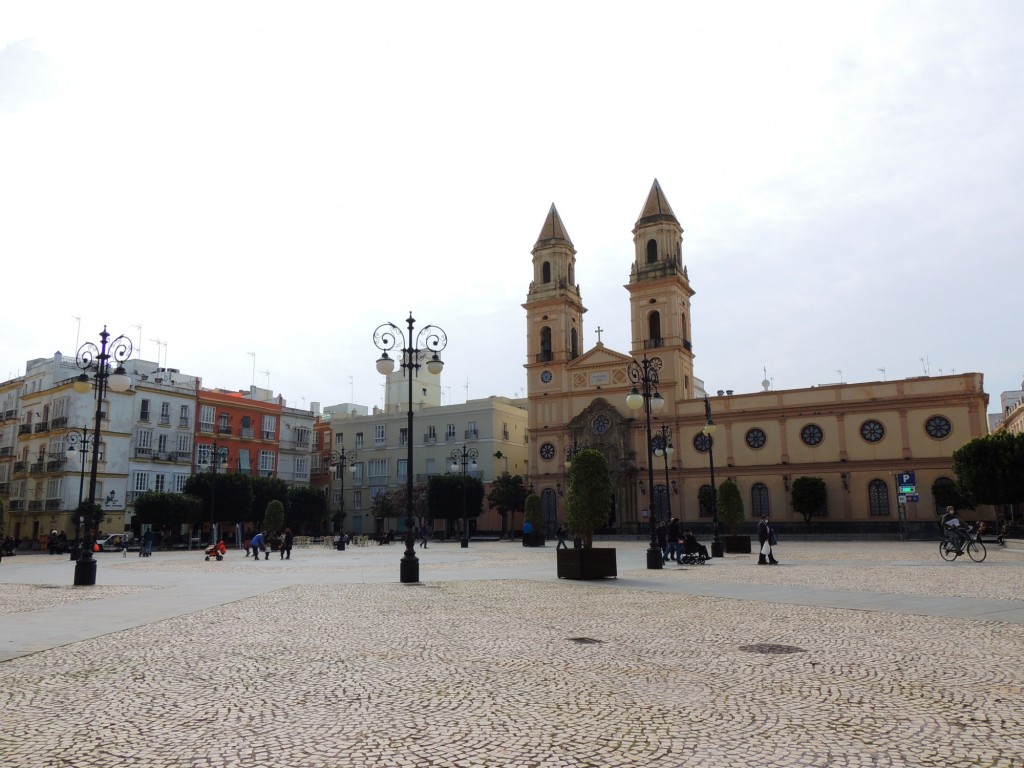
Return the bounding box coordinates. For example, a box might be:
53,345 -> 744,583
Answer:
46,459 -> 66,472
179,417 -> 190,428
18,424 -> 31,435
445,434 -> 457,443
217,426 -> 233,435
3,409 -> 17,420
29,463 -> 45,474
423,434 -> 437,444
368,475 -> 389,486
199,423 -> 215,433
464,429 -> 478,440
14,461 -> 27,473
45,499 -> 61,510
135,447 -> 153,458
50,416 -> 68,429
159,416 -> 171,425
28,500 -> 43,511
643,338 -> 664,350
261,431 -> 275,440
0,446 -> 13,456
34,422 -> 49,433
240,428 -> 254,438
9,500 -> 24,511
176,451 -> 191,461
139,413 -> 150,423
536,351 -> 553,363
0,482 -> 7,493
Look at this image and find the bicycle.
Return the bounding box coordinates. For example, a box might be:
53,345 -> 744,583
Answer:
939,526 -> 987,562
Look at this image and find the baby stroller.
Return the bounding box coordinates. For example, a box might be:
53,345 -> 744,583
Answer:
204,541 -> 227,561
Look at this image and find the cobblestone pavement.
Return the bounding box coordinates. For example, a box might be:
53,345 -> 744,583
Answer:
1,542 -> 1022,768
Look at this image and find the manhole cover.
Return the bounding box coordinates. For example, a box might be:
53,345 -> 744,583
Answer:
738,643 -> 805,655
568,637 -> 603,645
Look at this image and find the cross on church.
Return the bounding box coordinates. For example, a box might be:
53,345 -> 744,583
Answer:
595,326 -> 604,343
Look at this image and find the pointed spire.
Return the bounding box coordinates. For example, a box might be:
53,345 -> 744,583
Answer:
535,203 -> 574,248
636,178 -> 679,226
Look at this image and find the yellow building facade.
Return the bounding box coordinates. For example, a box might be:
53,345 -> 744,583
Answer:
524,181 -> 991,537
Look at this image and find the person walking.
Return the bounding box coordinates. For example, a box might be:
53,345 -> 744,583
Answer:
656,521 -> 669,562
757,515 -> 779,565
280,528 -> 293,560
419,526 -> 429,548
556,523 -> 568,550
667,517 -> 682,562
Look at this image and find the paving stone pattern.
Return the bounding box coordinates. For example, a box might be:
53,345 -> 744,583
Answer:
0,542 -> 1022,768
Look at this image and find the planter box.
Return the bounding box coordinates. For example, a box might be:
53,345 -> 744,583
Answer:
724,535 -> 751,554
557,547 -> 617,580
523,532 -> 546,547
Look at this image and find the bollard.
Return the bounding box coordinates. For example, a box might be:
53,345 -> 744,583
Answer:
73,557 -> 97,586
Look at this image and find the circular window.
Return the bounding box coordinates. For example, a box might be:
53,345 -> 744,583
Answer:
539,442 -> 556,460
925,415 -> 952,440
745,428 -> 767,450
860,420 -> 885,443
591,413 -> 611,435
693,432 -> 712,453
800,424 -> 824,447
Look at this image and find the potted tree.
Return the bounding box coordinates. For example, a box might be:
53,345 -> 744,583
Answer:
717,479 -> 751,554
791,476 -> 827,537
558,448 -> 617,579
523,493 -> 544,546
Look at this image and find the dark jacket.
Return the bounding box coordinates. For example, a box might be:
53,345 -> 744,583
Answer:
758,519 -> 771,545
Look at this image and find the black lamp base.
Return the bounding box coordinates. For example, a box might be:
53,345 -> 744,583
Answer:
646,547 -> 664,570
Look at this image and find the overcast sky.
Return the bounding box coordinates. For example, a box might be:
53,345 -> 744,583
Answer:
2,1 -> 1021,415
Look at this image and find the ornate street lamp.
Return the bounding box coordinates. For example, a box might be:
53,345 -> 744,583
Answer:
652,425 -> 673,523
64,425 -> 91,559
201,442 -> 228,545
702,394 -> 723,558
71,326 -> 133,586
374,313 -> 446,583
450,445 -> 478,548
625,354 -> 665,570
329,448 -> 357,550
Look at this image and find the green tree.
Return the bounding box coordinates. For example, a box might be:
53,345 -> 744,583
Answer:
393,483 -> 429,528
523,493 -> 543,531
288,485 -> 329,533
427,474 -> 462,522
791,476 -> 827,534
565,448 -> 612,548
371,489 -> 398,531
932,476 -> 972,514
133,491 -> 203,540
952,432 -> 1024,507
252,476 -> 289,526
716,479 -> 745,536
263,499 -> 286,536
0,499 -> 6,537
486,473 -> 528,538
184,472 -> 255,526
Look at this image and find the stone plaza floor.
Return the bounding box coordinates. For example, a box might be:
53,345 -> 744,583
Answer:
0,539 -> 1022,767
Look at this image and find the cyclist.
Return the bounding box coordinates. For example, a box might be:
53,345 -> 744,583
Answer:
940,506 -> 967,554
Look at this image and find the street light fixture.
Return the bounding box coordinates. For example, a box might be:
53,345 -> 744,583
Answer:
450,445 -> 478,548
374,312 -> 447,583
626,354 -> 665,570
71,326 -> 133,586
64,425 -> 91,560
652,425 -> 674,522
329,448 -> 357,550
201,442 -> 228,545
703,394 -> 723,558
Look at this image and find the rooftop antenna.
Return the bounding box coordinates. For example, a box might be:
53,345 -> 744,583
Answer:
132,324 -> 142,358
349,375 -> 354,403
920,356 -> 930,376
444,386 -> 452,405
465,376 -> 470,402
149,338 -> 163,368
247,352 -> 256,386
878,367 -> 886,381
73,316 -> 81,351
835,369 -> 843,384
260,370 -> 270,389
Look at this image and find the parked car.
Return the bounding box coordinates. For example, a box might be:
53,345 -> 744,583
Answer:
95,534 -> 134,551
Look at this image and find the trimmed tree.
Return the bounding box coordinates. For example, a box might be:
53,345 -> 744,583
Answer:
565,448 -> 612,548
371,489 -> 398,533
932,476 -> 972,514
133,491 -> 203,542
791,476 -> 827,535
716,479 -> 745,536
953,432 -> 1024,509
523,493 -> 543,535
288,485 -> 329,534
263,499 -> 285,537
486,472 -> 528,538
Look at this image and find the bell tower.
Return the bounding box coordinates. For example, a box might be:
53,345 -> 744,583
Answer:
524,204 -> 587,395
626,179 -> 696,401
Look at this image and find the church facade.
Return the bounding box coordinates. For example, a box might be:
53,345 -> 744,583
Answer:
523,181 -> 991,538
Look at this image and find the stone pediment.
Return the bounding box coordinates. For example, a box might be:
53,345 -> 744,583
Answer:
567,343 -> 633,369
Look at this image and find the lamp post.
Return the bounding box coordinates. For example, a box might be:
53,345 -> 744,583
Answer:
64,425 -> 91,560
702,394 -> 723,558
202,442 -> 228,545
72,326 -> 133,586
450,445 -> 478,548
652,425 -> 673,522
329,448 -> 357,550
626,354 -> 665,570
374,313 -> 447,583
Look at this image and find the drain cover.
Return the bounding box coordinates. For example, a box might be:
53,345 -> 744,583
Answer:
568,637 -> 603,644
738,643 -> 805,655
